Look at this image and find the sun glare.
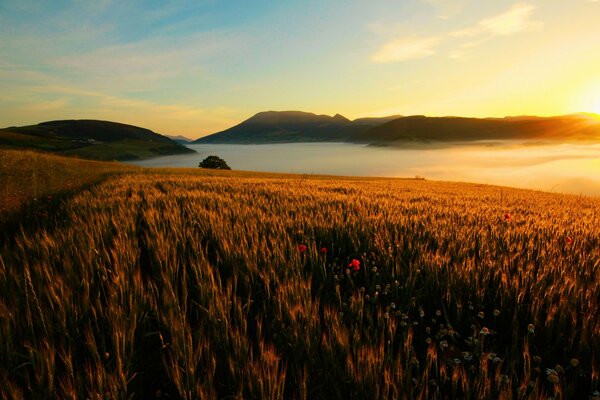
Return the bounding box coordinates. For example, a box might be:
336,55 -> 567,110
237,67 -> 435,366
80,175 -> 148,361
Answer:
573,80 -> 600,116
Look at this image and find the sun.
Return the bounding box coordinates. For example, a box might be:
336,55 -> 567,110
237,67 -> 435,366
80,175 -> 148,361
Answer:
573,80 -> 600,117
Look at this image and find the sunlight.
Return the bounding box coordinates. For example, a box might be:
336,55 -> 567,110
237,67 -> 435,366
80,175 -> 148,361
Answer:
573,80 -> 600,116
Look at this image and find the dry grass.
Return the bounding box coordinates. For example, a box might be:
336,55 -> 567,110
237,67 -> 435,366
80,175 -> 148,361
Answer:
0,149 -> 138,218
1,153 -> 599,399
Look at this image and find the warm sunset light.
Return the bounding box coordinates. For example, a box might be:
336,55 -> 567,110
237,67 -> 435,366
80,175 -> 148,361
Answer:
3,2 -> 600,399
577,82 -> 600,115
2,1 -> 600,137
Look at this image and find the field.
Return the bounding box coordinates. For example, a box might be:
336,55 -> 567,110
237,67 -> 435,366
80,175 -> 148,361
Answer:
1,152 -> 599,399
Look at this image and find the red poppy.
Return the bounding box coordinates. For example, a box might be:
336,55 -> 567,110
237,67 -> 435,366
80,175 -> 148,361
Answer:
297,244 -> 307,253
348,259 -> 360,271
48,195 -> 53,201
566,236 -> 573,244
320,247 -> 327,254
504,213 -> 511,221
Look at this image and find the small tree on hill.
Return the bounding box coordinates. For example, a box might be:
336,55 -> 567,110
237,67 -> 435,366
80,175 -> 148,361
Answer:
199,155 -> 231,170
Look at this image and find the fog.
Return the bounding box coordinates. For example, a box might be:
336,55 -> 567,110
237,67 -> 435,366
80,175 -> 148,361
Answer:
128,142 -> 600,196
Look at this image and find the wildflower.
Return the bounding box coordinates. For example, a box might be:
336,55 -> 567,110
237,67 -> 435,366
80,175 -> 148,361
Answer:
527,324 -> 535,334
297,244 -> 307,253
566,236 -> 573,244
493,309 -> 500,317
480,327 -> 491,336
320,247 -> 327,254
348,259 -> 360,271
504,213 -> 511,221
48,195 -> 53,200
570,358 -> 579,367
546,369 -> 560,383
477,311 -> 485,319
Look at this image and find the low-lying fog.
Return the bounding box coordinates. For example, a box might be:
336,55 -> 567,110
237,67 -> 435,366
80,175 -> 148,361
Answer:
128,142 -> 600,196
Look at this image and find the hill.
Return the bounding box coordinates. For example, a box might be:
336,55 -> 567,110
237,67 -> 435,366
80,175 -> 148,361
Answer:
0,119 -> 195,160
193,111 -> 399,143
1,150 -> 599,399
352,114 -> 600,144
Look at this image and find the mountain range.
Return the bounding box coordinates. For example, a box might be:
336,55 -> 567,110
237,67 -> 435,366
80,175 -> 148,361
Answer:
192,111 -> 400,144
194,111 -> 600,144
3,112 -> 600,162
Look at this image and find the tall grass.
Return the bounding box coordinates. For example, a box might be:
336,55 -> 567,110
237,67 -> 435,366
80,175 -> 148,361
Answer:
1,171 -> 599,399
0,149 -> 137,219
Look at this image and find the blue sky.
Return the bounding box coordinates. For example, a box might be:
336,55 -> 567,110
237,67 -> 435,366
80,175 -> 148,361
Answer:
2,0 -> 600,138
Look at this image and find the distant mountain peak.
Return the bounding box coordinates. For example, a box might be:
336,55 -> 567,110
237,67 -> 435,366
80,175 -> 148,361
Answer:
333,113 -> 350,122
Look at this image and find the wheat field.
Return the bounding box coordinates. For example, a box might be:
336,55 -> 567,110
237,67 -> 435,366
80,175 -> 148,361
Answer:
1,170 -> 599,399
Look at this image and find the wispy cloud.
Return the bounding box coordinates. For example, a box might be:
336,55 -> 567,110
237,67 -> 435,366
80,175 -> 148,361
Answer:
477,3 -> 539,36
371,37 -> 440,63
371,3 -> 541,63
51,31 -> 241,91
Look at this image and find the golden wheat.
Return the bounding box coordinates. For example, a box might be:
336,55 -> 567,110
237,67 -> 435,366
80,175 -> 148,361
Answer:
1,170 -> 599,399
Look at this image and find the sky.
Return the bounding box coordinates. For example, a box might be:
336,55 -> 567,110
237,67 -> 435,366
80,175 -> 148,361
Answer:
1,0 -> 600,139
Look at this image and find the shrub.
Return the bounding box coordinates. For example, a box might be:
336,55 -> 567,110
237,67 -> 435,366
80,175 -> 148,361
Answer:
198,155 -> 231,170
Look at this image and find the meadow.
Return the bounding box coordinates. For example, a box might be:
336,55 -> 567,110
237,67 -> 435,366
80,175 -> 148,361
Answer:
1,152 -> 599,399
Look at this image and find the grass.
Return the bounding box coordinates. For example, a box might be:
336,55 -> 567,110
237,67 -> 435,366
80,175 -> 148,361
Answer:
1,151 -> 599,399
0,149 -> 139,220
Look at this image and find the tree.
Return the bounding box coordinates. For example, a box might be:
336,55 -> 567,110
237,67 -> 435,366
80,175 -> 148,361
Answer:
198,155 -> 231,170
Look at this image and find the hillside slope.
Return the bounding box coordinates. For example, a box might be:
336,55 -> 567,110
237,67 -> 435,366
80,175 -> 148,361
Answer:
193,111 -> 399,143
0,119 -> 195,160
352,114 -> 600,144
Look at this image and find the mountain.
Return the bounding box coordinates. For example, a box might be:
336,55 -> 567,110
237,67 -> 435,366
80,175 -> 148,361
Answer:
351,115 -> 600,144
166,134 -> 193,144
0,119 -> 195,161
193,111 -> 399,144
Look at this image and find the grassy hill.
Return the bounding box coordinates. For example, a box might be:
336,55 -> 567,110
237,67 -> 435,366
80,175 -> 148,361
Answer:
0,119 -> 195,161
352,114 -> 600,144
1,150 -> 599,399
193,111 -> 398,143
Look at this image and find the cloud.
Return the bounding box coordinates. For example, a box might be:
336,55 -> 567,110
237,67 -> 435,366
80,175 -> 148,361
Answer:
51,31 -> 241,90
478,3 -> 539,35
371,37 -> 440,63
452,3 -> 540,38
371,3 -> 540,63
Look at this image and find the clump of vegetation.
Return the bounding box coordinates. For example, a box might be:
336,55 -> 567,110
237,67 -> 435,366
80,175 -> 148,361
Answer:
0,167 -> 599,399
198,155 -> 231,170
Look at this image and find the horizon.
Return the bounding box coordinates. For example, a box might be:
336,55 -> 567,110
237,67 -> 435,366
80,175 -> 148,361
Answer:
2,1 -> 600,137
